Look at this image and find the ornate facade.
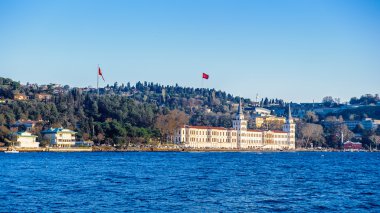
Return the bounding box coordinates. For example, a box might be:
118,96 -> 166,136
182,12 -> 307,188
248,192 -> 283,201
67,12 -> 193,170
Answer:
174,100 -> 295,150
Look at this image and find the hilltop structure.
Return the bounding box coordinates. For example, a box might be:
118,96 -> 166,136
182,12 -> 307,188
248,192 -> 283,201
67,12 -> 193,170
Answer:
174,100 -> 295,150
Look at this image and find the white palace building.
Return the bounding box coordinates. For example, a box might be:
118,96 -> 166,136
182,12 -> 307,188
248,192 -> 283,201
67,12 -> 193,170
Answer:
174,100 -> 295,150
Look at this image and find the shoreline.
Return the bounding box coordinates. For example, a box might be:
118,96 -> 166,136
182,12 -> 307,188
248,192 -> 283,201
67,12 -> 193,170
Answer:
1,147 -> 377,153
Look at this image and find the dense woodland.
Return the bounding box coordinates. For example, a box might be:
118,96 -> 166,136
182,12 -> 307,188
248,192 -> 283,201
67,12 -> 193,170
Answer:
0,77 -> 270,147
0,76 -> 379,149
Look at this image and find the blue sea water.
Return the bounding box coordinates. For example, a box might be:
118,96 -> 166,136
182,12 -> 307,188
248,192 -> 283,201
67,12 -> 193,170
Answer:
1,152 -> 380,212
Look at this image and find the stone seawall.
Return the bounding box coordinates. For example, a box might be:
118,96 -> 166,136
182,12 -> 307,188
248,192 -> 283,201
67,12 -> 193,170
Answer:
0,147 -> 92,152
0,147 -> 348,152
47,147 -> 93,152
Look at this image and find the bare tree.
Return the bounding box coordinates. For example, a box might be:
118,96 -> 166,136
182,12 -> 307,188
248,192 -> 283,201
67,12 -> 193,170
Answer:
155,110 -> 189,143
299,123 -> 325,148
370,135 -> 380,150
325,116 -> 338,122
304,111 -> 319,123
188,98 -> 197,113
335,124 -> 354,143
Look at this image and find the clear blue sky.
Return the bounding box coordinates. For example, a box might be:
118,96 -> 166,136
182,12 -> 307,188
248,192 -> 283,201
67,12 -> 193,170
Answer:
1,0 -> 379,103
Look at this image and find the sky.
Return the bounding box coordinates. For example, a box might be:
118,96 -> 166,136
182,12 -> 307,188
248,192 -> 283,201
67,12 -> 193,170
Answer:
0,0 -> 379,103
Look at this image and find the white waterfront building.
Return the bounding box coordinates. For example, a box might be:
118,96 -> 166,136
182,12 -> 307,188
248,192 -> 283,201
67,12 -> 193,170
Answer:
41,128 -> 76,147
14,131 -> 40,148
175,100 -> 295,150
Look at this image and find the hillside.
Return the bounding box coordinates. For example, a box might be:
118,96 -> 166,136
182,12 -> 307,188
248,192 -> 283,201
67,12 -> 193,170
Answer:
3,76 -> 379,149
0,77 -> 285,145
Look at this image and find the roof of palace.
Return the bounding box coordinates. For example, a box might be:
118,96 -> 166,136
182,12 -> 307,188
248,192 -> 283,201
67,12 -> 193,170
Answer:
183,126 -> 286,133
184,125 -> 230,130
247,129 -> 264,132
271,130 -> 288,134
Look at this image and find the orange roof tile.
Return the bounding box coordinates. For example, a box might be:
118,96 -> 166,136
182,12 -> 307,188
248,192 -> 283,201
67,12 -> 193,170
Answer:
185,125 -> 227,130
247,129 -> 263,132
271,130 -> 287,133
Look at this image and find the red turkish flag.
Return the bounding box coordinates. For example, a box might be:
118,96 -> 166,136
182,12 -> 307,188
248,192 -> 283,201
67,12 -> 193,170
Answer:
98,67 -> 105,81
202,73 -> 209,79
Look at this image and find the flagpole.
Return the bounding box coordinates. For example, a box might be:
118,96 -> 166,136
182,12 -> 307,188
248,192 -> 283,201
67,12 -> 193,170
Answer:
97,64 -> 99,97
201,73 -> 204,88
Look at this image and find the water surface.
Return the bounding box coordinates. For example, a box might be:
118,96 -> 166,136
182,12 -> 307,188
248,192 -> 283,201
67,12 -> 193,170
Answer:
1,152 -> 379,212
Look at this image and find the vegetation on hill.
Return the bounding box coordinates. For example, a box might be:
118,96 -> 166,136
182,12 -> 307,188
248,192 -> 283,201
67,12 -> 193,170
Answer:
1,77 -> 285,146
0,76 -> 379,150
349,94 -> 380,105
